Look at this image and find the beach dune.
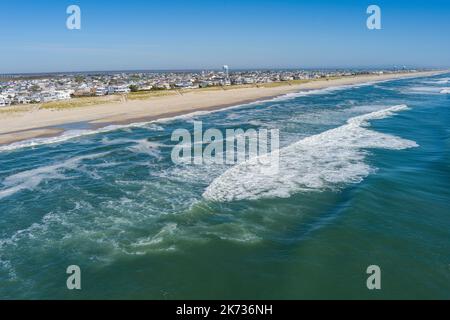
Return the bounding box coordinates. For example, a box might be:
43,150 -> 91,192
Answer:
0,71 -> 443,145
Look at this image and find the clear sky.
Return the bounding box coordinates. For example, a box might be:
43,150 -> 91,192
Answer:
1,0 -> 449,73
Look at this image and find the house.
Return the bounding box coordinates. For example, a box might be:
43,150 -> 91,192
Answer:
95,87 -> 108,96
39,90 -> 67,102
154,82 -> 171,90
199,81 -> 212,88
55,90 -> 72,100
138,84 -> 153,91
221,79 -> 231,86
108,85 -> 131,94
175,81 -> 197,89
15,96 -> 31,104
40,91 -> 57,102
30,94 -> 42,103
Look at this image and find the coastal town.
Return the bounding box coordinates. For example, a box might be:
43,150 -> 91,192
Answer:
0,67 -> 419,107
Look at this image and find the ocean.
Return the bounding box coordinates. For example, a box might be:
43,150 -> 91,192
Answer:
0,74 -> 449,299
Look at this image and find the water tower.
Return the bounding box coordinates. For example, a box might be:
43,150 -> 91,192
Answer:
223,65 -> 229,79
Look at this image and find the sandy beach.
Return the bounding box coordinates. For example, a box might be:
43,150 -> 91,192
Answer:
0,70 -> 444,145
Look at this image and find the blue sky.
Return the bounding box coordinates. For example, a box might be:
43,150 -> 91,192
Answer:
1,0 -> 449,73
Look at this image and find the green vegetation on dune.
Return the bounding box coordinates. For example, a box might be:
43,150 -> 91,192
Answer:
40,95 -> 122,110
0,77 -> 334,112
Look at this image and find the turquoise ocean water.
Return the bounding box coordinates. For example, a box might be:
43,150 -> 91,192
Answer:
0,74 -> 449,299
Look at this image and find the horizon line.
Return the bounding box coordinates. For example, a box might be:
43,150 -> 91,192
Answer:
1,66 -> 447,77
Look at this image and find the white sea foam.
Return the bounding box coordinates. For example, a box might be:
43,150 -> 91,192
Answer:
268,82 -> 380,103
128,139 -> 163,158
0,152 -> 109,200
424,78 -> 450,85
203,105 -> 418,202
132,223 -> 178,247
413,85 -> 450,95
0,122 -> 163,152
406,86 -> 445,95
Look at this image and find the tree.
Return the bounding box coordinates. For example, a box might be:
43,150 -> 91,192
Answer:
74,75 -> 85,83
30,85 -> 40,92
129,85 -> 139,92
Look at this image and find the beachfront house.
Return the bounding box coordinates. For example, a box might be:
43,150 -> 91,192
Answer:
199,81 -> 212,88
154,82 -> 171,90
40,90 -> 72,103
108,85 -> 131,94
40,91 -> 57,102
55,90 -> 72,100
232,77 -> 243,85
174,81 -> 198,89
95,87 -> 108,96
221,78 -> 231,86
281,76 -> 294,81
138,84 -> 153,91
30,94 -> 42,103
14,96 -> 31,104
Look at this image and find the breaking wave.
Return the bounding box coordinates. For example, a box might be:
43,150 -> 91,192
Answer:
203,105 -> 418,202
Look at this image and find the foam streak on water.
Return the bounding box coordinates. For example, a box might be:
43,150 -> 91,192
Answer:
0,152 -> 109,200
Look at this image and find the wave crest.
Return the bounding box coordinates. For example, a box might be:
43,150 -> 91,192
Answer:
203,105 -> 418,202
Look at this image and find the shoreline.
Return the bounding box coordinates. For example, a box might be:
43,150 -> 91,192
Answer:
0,70 -> 447,146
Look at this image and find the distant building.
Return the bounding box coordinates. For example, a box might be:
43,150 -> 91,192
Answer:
223,65 -> 229,79
154,82 -> 171,90
15,96 -> 31,104
95,87 -> 108,96
175,81 -> 195,89
0,68 -> 418,107
108,85 -> 131,94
